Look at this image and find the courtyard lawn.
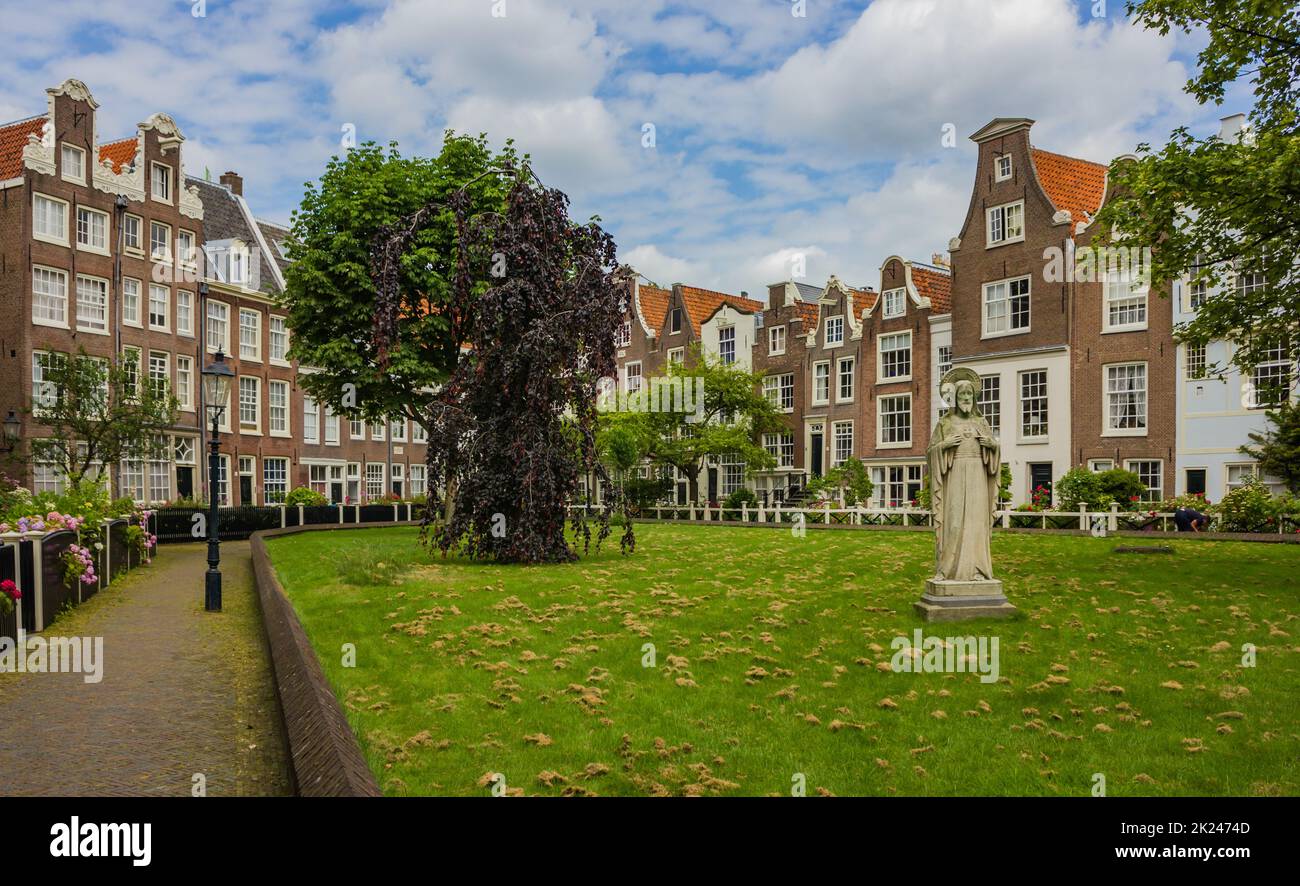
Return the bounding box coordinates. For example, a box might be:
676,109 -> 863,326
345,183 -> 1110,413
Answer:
266,524 -> 1300,797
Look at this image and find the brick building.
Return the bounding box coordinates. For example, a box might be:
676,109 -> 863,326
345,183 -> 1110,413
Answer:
946,117 -> 1178,505
0,79 -> 206,501
859,257 -> 951,506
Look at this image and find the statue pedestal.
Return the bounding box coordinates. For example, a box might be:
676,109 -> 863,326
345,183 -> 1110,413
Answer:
915,578 -> 1017,623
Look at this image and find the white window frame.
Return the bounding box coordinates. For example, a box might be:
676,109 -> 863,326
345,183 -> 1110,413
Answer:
122,213 -> 143,254
667,347 -> 684,365
982,276 -> 1031,339
812,361 -> 830,405
303,396 -> 319,443
878,331 -> 912,382
206,299 -> 231,354
882,287 -> 906,319
121,277 -> 142,327
1088,459 -> 1114,472
390,417 -> 407,442
263,457 -> 289,505
269,316 -> 290,365
151,161 -> 173,203
1184,343 -> 1206,380
718,326 -> 736,364
985,200 -> 1024,247
177,229 -> 197,268
877,395 -> 912,448
269,379 -> 290,437
1124,459 -> 1163,502
831,420 -> 854,466
32,265 -> 68,328
148,283 -> 170,332
995,153 -> 1013,182
33,193 -> 69,246
238,376 -> 261,434
147,351 -> 169,399
324,408 -> 340,446
176,355 -> 194,412
176,290 -> 194,336
350,418 -> 365,440
1102,269 -> 1149,333
1018,369 -> 1049,441
837,356 -> 855,402
75,205 -> 109,255
615,319 -> 631,348
625,361 -> 642,394
75,274 -> 109,335
768,325 -> 786,355
239,308 -> 262,362
1103,362 -> 1148,437
61,143 -> 86,184
150,220 -> 172,264
824,315 -> 844,346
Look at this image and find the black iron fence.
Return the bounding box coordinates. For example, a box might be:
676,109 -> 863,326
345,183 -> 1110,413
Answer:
151,502 -> 427,544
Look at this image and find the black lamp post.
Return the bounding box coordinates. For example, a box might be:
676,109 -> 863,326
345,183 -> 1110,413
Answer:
200,348 -> 234,612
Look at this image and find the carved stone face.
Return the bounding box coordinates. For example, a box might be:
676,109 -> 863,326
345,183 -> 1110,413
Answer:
955,380 -> 975,417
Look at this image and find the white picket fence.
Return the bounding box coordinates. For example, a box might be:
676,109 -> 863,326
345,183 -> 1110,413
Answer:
570,501 -> 1297,535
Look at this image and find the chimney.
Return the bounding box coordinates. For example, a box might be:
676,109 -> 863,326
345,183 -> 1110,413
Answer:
219,170 -> 243,196
1218,114 -> 1247,144
931,252 -> 950,268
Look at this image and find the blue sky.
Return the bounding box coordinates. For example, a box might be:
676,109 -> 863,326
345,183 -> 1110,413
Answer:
0,0 -> 1237,295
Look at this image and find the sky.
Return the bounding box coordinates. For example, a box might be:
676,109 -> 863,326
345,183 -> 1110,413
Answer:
0,0 -> 1247,297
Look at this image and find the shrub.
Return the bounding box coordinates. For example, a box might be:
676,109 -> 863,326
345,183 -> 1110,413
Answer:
623,477 -> 674,511
1215,478 -> 1275,532
1096,469 -> 1147,510
284,486 -> 330,507
1056,467 -> 1104,512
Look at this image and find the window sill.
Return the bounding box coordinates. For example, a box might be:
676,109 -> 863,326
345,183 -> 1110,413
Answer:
75,325 -> 110,336
878,376 -> 911,385
1101,429 -> 1148,438
1101,325 -> 1148,335
76,244 -> 110,257
32,317 -> 69,330
980,328 -> 1030,341
984,236 -> 1025,249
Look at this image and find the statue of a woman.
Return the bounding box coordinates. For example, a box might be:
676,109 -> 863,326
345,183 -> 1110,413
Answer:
928,368 -> 1000,582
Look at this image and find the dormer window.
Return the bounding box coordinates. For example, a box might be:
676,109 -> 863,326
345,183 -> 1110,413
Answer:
230,246 -> 248,285
995,154 -> 1013,182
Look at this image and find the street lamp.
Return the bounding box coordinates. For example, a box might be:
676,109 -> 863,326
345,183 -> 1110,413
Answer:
1,411 -> 19,454
200,348 -> 234,612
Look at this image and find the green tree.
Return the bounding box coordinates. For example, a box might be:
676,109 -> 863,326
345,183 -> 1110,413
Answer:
283,133 -> 519,429
806,457 -> 874,506
1241,400 -> 1300,492
1095,1 -> 1300,376
25,349 -> 177,488
616,349 -> 784,503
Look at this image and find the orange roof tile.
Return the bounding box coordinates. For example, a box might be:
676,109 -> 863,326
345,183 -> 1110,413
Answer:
910,266 -> 951,314
794,302 -> 819,326
0,116 -> 46,180
850,287 -> 878,319
1031,147 -> 1107,225
678,285 -> 764,336
98,137 -> 137,173
637,284 -> 671,330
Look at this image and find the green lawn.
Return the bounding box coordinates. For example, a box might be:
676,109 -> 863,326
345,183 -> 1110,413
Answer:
266,524 -> 1300,797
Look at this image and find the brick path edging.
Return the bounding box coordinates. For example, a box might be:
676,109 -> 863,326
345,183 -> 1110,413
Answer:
250,523 -> 423,798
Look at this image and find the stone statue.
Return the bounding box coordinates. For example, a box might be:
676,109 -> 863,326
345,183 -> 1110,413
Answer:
914,368 -> 1017,622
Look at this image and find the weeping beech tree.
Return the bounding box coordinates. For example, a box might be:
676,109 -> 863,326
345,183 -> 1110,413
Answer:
371,163 -> 633,563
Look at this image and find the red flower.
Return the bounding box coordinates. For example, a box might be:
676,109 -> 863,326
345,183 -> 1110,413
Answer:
1,579 -> 18,600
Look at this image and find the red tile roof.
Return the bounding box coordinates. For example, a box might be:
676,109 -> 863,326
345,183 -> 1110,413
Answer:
850,287 -> 878,319
910,266 -> 951,314
679,285 -> 764,337
0,118 -> 139,180
1031,148 -> 1107,225
794,302 -> 819,326
0,116 -> 46,180
637,284 -> 671,331
98,137 -> 137,173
